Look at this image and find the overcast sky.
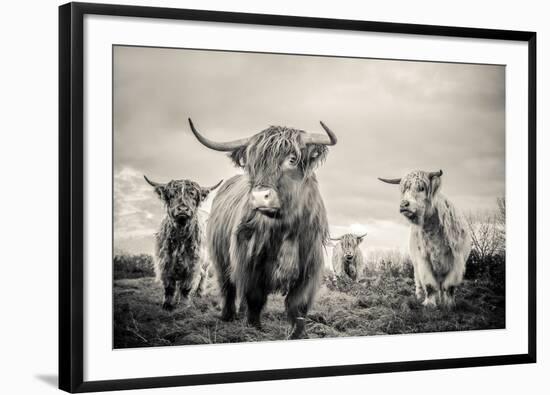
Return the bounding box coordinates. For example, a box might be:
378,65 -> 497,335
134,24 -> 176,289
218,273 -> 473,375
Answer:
113,45 -> 505,257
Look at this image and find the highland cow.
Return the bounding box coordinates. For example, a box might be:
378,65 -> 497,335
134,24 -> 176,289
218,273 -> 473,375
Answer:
330,233 -> 367,281
378,170 -> 471,307
188,118 -> 337,339
145,175 -> 222,311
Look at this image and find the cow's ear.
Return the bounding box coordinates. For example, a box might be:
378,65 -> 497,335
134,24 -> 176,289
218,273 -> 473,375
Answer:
306,146 -> 327,168
356,233 -> 367,244
154,186 -> 168,201
200,188 -> 211,201
228,146 -> 247,168
430,174 -> 442,196
200,179 -> 223,201
144,175 -> 167,201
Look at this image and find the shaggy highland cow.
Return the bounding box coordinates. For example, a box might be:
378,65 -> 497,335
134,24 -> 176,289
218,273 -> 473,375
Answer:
145,175 -> 222,311
330,233 -> 367,281
378,170 -> 471,307
188,118 -> 337,339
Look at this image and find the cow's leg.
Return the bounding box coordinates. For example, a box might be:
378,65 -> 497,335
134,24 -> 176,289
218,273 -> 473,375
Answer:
194,269 -> 206,298
286,241 -> 324,339
176,263 -> 196,306
416,258 -> 438,307
441,285 -> 456,308
220,281 -> 237,321
423,284 -> 439,307
162,277 -> 177,311
245,282 -> 268,329
412,260 -> 424,300
237,296 -> 247,318
441,269 -> 461,308
441,255 -> 466,308
178,279 -> 193,306
285,285 -> 313,340
285,270 -> 320,340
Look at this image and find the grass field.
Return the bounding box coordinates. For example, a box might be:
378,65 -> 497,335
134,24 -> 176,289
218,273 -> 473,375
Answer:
113,272 -> 505,348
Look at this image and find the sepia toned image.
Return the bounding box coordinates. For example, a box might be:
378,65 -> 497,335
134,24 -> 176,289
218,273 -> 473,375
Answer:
112,45 -> 505,348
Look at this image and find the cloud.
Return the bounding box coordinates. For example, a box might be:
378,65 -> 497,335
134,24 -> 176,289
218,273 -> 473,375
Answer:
114,167 -> 159,245
113,46 -> 505,255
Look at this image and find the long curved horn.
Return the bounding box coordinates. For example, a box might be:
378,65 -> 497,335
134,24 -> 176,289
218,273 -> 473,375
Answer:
188,118 -> 251,152
330,236 -> 342,241
144,175 -> 163,188
206,179 -> 224,191
356,232 -> 368,239
378,177 -> 402,184
302,121 -> 338,146
428,169 -> 443,179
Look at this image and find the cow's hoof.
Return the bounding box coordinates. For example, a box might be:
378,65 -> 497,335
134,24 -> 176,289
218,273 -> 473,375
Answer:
289,329 -> 308,340
422,299 -> 437,308
220,313 -> 236,322
288,318 -> 307,339
220,310 -> 237,322
442,298 -> 456,310
247,318 -> 263,331
179,297 -> 191,308
162,302 -> 175,312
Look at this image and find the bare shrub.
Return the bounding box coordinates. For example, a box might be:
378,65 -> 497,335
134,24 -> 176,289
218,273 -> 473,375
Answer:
464,198 -> 505,293
366,248 -> 413,279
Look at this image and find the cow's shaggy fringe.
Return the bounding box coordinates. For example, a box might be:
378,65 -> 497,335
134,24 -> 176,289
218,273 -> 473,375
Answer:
229,126 -> 328,177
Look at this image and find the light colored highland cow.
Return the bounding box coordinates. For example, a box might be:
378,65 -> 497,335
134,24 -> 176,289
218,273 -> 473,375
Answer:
330,233 -> 367,281
378,170 -> 471,307
144,175 -> 222,311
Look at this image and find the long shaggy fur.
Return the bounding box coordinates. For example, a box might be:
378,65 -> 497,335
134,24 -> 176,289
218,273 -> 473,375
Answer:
149,179 -> 214,310
206,126 -> 331,338
154,214 -> 204,288
398,171 -> 471,307
331,234 -> 366,281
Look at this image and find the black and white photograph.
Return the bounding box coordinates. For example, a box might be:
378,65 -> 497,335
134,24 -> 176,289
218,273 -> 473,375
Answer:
113,45 -> 506,348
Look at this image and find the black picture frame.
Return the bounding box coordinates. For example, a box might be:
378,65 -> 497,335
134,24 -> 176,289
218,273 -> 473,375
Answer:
59,2 -> 537,393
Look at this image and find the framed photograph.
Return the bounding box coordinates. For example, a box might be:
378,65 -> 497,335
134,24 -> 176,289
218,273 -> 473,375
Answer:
59,2 -> 536,393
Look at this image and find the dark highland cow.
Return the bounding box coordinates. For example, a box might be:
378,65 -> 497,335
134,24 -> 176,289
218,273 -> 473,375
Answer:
144,175 -> 222,311
188,118 -> 337,339
330,233 -> 367,281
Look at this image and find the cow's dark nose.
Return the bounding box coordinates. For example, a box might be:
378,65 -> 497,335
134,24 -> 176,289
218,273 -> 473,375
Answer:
400,200 -> 410,209
251,187 -> 280,210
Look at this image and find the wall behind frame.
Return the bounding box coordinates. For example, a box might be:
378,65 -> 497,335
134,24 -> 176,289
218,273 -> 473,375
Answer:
0,0 -> 546,394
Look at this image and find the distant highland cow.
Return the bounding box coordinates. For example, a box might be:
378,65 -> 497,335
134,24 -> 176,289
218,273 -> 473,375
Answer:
330,233 -> 367,281
379,170 -> 471,307
145,175 -> 222,310
188,118 -> 337,339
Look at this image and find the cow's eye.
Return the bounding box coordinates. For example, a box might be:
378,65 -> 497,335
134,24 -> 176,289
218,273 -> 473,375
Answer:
286,155 -> 298,167
418,185 -> 425,192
